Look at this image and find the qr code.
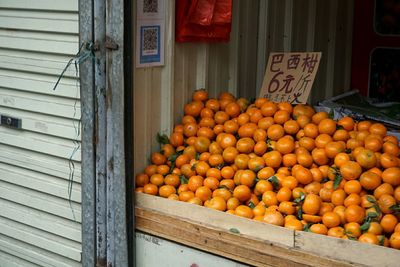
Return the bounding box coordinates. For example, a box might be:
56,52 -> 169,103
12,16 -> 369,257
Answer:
143,0 -> 158,13
143,27 -> 158,52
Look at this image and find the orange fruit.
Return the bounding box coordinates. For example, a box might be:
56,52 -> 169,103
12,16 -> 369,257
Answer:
293,104 -> 315,118
340,161 -> 362,180
195,186 -> 212,202
260,101 -> 278,117
358,233 -> 379,245
344,180 -> 362,194
159,185 -> 177,198
312,111 -> 329,125
299,137 -> 316,151
236,137 -> 255,154
327,226 -> 345,238
380,153 -> 399,169
331,189 -> 346,206
333,129 -> 350,142
356,149 -> 377,169
276,187 -> 292,202
284,120 -> 300,135
390,232 -> 400,249
381,214 -> 398,234
322,211 -> 341,228
374,183 -> 394,199
294,166 -> 313,185
257,167 -> 275,180
276,136 -> 295,155
325,141 -> 345,159
359,171 -> 382,190
235,205 -> 254,219
263,151 -> 282,168
378,194 -> 397,214
318,118 -> 337,135
135,173 -> 149,187
344,222 -> 361,238
333,153 -> 350,168
309,224 -> 328,235
382,141 -> 400,157
267,124 -> 285,141
262,191 -> 278,207
225,102 -> 241,118
369,122 -> 387,137
205,196 -> 227,211
338,116 -> 355,131
382,167 -> 400,186
364,136 -> 383,152
238,123 -> 258,138
254,180 -> 273,195
278,201 -> 296,215
263,210 -> 284,226
303,194 -> 321,215
285,218 -> 303,230
344,193 -> 361,207
233,185 -> 252,202
303,123 -> 319,139
357,120 -> 372,131
274,110 -> 290,124
164,174 -> 180,187
143,183 -> 158,195
345,205 -> 365,224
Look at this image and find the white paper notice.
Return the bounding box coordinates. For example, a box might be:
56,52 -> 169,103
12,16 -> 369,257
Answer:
136,0 -> 165,68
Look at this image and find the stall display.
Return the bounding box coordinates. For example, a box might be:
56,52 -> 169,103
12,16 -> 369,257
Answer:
135,89 -> 400,264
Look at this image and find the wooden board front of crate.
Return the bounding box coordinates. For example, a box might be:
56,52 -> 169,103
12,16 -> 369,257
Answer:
135,193 -> 400,267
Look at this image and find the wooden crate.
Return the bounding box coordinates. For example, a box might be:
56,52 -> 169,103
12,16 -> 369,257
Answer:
135,192 -> 400,267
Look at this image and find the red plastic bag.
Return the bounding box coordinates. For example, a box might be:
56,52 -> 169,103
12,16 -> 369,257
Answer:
176,0 -> 232,42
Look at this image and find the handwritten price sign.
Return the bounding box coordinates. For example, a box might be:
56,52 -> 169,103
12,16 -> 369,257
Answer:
259,52 -> 322,103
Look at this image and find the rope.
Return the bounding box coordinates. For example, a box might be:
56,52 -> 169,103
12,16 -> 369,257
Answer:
53,42 -> 96,221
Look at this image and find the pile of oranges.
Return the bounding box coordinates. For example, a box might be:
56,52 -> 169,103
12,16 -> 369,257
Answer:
135,89 -> 400,249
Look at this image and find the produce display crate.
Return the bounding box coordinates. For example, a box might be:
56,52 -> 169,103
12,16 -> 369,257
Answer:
135,192 -> 400,267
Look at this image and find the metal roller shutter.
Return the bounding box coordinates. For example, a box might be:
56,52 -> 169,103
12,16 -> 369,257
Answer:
0,0 -> 81,266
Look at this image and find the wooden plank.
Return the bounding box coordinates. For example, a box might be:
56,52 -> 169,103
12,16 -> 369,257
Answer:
135,198 -> 350,267
0,13 -> 78,34
0,48 -> 78,77
0,234 -> 81,267
136,193 -> 399,267
136,193 -> 294,247
0,29 -> 78,55
0,144 -> 81,182
0,216 -> 81,261
0,198 -> 81,243
0,162 -> 81,202
0,107 -> 81,140
0,0 -> 78,11
0,88 -> 81,119
0,181 -> 81,222
0,250 -> 40,267
0,126 -> 81,161
0,69 -> 80,99
295,231 -> 400,267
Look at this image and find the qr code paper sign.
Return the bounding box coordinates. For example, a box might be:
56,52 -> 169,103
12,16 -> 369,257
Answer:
142,27 -> 158,55
139,25 -> 161,65
137,0 -> 164,20
259,52 -> 322,104
143,0 -> 158,13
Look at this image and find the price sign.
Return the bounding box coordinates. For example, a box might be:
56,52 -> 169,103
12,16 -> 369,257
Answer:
259,52 -> 322,103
